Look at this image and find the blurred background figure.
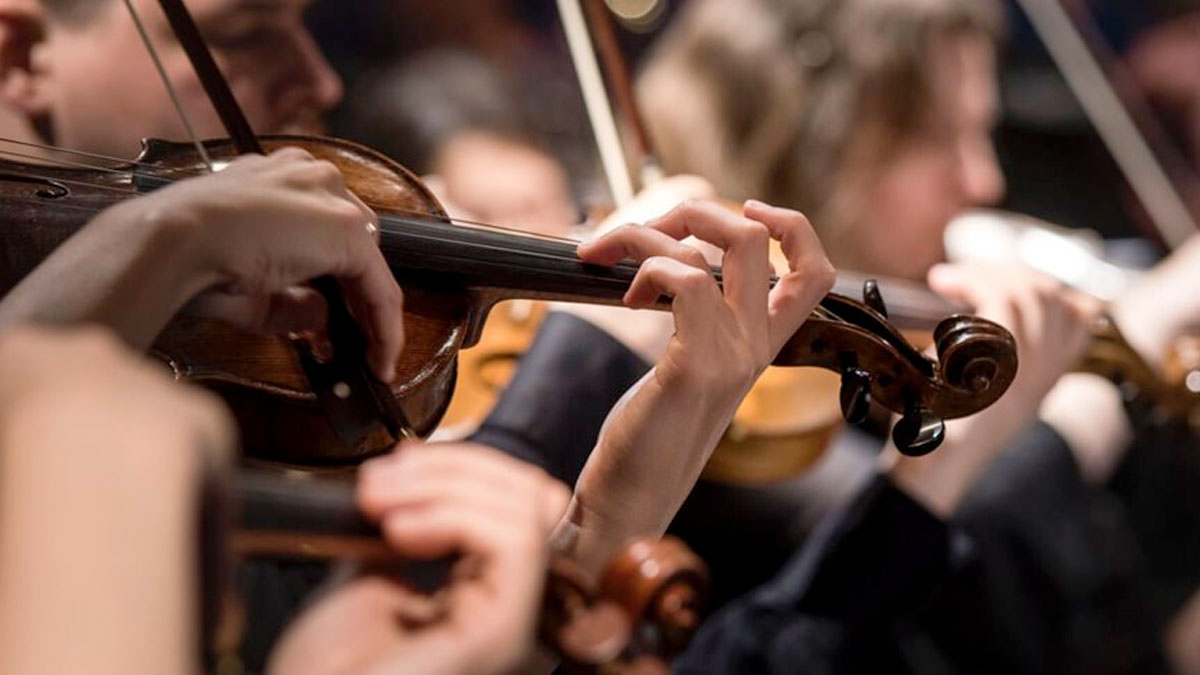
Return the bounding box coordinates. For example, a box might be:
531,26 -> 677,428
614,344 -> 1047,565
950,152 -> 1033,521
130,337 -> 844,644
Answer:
340,49 -> 577,236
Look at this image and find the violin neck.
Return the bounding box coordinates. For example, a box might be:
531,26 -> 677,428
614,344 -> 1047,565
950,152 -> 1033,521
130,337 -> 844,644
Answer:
233,471 -> 454,590
376,214 -> 967,325
379,215 -> 640,307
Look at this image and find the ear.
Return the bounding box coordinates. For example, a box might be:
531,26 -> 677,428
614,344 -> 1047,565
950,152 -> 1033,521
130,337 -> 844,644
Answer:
0,3 -> 50,117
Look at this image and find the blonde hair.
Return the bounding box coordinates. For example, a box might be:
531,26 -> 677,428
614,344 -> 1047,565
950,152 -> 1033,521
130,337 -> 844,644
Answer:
639,0 -> 1001,231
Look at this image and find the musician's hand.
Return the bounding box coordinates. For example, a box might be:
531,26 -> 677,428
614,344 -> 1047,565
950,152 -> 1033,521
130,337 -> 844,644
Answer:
557,174 -> 717,362
562,199 -> 834,574
268,444 -> 569,675
168,149 -> 402,380
0,326 -> 233,675
0,148 -> 404,381
888,263 -> 1099,516
1112,232 -> 1200,367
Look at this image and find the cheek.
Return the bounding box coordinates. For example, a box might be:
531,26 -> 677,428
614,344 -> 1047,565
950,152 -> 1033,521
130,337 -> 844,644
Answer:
223,66 -> 280,131
859,164 -> 955,275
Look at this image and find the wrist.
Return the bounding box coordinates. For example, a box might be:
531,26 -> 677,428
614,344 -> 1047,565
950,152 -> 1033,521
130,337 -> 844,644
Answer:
127,199 -> 224,300
1038,373 -> 1132,484
1111,292 -> 1170,368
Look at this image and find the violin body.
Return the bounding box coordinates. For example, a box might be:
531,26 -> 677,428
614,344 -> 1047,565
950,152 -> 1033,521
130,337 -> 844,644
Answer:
0,135 -> 471,463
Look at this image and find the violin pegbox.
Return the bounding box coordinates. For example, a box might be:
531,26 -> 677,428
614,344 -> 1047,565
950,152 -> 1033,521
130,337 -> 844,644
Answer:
772,282 -> 1018,458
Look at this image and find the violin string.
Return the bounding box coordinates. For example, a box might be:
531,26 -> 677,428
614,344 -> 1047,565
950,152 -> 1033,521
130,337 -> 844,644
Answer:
0,145 -> 147,190
0,143 -> 817,309
0,154 -> 143,196
0,131 -> 595,242
122,0 -> 215,171
0,152 -> 808,302
0,137 -> 167,171
0,142 -> 589,243
0,188 -> 840,323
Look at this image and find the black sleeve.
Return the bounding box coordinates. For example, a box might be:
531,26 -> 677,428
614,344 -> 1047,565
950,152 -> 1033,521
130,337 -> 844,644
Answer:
924,421 -> 1168,675
469,311 -> 650,485
676,474 -> 953,674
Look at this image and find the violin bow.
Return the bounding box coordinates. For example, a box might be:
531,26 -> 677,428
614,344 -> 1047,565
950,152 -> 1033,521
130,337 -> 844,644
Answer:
577,0 -> 664,190
122,0 -> 409,444
557,0 -> 637,205
1013,0 -> 1199,249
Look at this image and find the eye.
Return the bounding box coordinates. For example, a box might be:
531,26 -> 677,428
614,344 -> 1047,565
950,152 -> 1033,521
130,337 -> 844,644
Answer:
205,25 -> 274,51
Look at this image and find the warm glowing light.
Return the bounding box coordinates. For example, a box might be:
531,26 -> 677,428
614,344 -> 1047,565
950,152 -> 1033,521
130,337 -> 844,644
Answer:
605,0 -> 665,31
1186,371 -> 1200,394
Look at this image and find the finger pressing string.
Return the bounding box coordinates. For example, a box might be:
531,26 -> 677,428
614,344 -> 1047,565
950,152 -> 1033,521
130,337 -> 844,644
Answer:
577,223 -> 709,270
744,200 -> 835,351
625,256 -> 729,342
646,201 -> 771,340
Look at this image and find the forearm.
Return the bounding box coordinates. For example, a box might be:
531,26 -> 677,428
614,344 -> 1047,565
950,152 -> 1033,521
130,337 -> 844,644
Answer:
0,204 -> 214,349
561,370 -> 744,574
0,393 -> 199,675
1038,373 -> 1132,484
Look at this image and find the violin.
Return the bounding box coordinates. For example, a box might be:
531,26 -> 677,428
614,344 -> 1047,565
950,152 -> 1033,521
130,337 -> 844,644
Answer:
205,470 -> 706,672
0,134 -> 1017,462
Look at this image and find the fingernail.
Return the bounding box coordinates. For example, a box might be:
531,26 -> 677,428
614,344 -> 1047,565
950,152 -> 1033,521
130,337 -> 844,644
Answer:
745,199 -> 767,210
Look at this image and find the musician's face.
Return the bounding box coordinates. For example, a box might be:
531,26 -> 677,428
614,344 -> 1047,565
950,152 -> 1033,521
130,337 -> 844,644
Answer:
41,0 -> 343,158
843,34 -> 1003,281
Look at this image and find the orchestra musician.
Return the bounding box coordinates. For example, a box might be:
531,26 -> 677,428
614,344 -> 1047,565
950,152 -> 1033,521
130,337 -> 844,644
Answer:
629,0 -> 1200,672
1,0 -> 1199,673
412,0 -> 1200,670
0,173 -> 839,675
0,4 -> 843,673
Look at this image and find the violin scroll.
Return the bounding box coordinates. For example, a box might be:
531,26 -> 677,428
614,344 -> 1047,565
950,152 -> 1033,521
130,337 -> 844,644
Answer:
598,537 -> 709,661
933,315 -> 1016,396
772,287 -> 1018,455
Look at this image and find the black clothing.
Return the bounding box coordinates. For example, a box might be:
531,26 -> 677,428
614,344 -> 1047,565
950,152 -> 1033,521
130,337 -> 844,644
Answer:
470,311 -> 651,484
677,475 -> 953,674
679,423 -> 1172,675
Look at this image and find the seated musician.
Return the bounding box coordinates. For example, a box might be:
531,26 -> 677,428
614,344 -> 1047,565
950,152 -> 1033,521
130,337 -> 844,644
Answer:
0,151 -> 840,675
0,326 -> 570,675
2,0 -> 1190,667
631,0 -> 1200,671
461,0 -> 1200,669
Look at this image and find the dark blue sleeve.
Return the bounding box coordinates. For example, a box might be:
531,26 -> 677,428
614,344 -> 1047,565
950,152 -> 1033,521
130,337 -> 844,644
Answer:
469,311 -> 650,485
676,474 -> 952,674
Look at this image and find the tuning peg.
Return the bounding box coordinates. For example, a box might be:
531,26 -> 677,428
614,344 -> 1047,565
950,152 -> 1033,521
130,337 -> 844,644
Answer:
839,368 -> 872,424
892,405 -> 945,456
863,279 -> 888,318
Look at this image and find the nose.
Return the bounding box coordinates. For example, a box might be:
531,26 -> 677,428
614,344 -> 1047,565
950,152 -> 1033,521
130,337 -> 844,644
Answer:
293,31 -> 345,114
959,135 -> 1005,207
